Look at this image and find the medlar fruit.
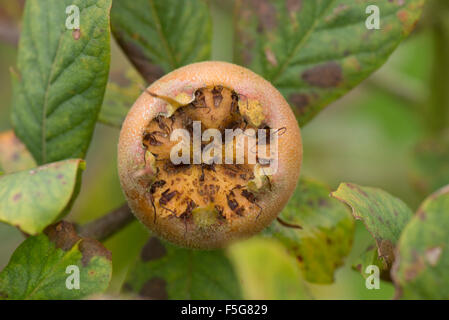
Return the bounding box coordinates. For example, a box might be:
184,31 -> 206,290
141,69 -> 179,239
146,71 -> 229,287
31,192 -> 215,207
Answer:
118,61 -> 302,249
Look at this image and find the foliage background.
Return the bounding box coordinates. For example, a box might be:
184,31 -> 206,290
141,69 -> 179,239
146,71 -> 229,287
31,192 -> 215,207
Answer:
0,0 -> 445,299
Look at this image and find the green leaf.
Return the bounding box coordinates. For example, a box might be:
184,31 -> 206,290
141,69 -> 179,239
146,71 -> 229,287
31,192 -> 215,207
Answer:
11,0 -> 112,164
0,131 -> 36,173
111,0 -> 212,81
123,236 -> 242,299
331,183 -> 413,273
99,70 -> 144,127
263,177 -> 354,284
410,134 -> 449,196
352,245 -> 390,281
0,159 -> 85,235
0,221 -> 112,300
234,0 -> 425,126
228,238 -> 310,299
392,185 -> 449,299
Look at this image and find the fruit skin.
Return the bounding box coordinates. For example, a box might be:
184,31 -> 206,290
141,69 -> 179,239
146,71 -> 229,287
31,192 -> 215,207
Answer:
118,61 -> 302,249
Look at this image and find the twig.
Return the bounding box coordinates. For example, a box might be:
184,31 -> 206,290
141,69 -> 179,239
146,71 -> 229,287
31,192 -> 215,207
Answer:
276,217 -> 302,229
78,204 -> 135,241
365,69 -> 427,106
0,20 -> 19,47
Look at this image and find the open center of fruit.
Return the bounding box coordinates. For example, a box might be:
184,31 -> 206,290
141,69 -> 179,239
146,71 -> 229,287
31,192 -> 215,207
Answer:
141,86 -> 282,228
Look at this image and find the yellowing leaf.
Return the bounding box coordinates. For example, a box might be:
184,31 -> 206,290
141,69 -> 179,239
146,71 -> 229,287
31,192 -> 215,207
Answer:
0,159 -> 85,235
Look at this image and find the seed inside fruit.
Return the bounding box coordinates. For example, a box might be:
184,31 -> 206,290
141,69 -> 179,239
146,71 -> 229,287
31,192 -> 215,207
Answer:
141,85 -> 279,224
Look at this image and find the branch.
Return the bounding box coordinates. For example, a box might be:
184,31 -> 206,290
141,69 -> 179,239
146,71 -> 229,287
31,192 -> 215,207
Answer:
427,0 -> 449,136
365,70 -> 427,106
78,204 -> 135,241
0,21 -> 19,47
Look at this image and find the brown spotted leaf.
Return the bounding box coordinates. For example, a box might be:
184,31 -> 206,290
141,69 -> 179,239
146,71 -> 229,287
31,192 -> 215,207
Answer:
331,183 -> 413,274
0,159 -> 85,235
123,236 -> 242,299
392,185 -> 449,299
111,0 -> 212,82
263,177 -> 355,284
234,0 -> 425,126
0,221 -> 112,300
0,130 -> 35,173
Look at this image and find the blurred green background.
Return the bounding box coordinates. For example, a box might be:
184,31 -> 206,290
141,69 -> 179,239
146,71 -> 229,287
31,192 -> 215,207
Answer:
0,0 -> 447,299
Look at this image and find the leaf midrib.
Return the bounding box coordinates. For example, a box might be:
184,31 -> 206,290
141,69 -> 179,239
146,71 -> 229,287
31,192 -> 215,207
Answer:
148,0 -> 178,70
24,240 -> 81,299
269,0 -> 337,84
41,33 -> 65,164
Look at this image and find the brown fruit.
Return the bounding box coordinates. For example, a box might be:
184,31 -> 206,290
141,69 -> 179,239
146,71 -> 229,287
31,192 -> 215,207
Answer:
118,61 -> 302,249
